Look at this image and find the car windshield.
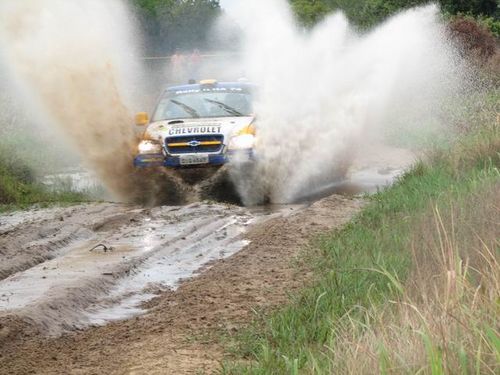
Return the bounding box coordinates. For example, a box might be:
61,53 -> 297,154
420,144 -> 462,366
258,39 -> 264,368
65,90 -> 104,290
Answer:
153,89 -> 253,121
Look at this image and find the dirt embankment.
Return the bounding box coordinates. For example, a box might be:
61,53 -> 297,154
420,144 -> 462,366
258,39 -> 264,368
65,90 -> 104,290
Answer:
0,194 -> 363,374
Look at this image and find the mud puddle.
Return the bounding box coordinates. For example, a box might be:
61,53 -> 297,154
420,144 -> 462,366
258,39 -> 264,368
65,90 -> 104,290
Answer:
0,202 -> 303,336
293,145 -> 415,202
41,169 -> 102,192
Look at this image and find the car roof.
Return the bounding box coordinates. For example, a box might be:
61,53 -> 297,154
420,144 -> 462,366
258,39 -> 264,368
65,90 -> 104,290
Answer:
166,81 -> 255,93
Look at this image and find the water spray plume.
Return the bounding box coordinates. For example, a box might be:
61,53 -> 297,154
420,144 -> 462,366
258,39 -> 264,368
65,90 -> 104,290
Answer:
0,0 -> 142,201
229,1 -> 465,204
0,0 -> 469,206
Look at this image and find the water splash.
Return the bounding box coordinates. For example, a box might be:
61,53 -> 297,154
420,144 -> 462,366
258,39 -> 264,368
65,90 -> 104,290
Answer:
0,0 -> 144,200
227,1 -> 465,204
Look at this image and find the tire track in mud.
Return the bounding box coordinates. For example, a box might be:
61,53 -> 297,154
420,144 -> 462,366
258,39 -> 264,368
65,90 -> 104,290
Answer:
0,204 -> 130,281
0,202 -> 280,338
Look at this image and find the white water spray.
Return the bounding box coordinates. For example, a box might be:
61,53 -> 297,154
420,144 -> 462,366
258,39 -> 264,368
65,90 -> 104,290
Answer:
0,0 -> 468,206
228,1 -> 464,204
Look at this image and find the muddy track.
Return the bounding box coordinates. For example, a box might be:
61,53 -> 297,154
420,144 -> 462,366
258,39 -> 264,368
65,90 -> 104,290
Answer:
0,204 -> 131,281
0,202 -> 271,336
0,194 -> 363,374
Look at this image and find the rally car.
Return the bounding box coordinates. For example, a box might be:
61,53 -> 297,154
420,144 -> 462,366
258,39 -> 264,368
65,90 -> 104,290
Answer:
134,79 -> 256,177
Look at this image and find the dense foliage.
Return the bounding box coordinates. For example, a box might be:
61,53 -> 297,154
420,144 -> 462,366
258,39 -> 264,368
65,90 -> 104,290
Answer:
291,0 -> 499,29
130,0 -> 499,55
129,0 -> 221,54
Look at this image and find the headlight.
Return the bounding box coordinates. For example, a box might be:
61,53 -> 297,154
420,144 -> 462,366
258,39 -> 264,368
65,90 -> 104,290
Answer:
138,140 -> 162,154
228,123 -> 256,150
228,134 -> 255,150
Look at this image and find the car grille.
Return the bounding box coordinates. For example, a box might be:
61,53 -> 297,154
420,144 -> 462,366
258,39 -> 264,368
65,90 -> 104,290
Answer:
165,135 -> 224,154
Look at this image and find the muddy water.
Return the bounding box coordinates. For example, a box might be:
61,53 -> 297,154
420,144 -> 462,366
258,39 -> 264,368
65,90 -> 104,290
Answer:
42,171 -> 102,193
0,202 -> 301,335
292,145 -> 415,202
41,145 -> 414,202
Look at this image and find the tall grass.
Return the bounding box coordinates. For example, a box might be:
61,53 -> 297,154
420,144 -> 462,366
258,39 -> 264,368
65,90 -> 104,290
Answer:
323,184 -> 499,374
222,99 -> 499,373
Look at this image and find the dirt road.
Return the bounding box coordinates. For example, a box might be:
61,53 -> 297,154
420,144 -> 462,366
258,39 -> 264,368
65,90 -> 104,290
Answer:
0,202 -> 283,333
0,145 -> 413,374
0,194 -> 362,374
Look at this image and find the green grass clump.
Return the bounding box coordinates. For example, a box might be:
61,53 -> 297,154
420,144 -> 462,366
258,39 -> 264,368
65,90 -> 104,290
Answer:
222,118 -> 499,373
0,150 -> 89,212
0,109 -> 90,212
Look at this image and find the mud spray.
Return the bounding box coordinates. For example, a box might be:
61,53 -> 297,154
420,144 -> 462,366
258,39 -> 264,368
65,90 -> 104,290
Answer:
225,1 -> 467,205
0,0 -> 144,201
0,0 -> 468,206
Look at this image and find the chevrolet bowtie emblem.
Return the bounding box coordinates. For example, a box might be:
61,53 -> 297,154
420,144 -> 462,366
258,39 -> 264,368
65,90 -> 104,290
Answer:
187,140 -> 201,147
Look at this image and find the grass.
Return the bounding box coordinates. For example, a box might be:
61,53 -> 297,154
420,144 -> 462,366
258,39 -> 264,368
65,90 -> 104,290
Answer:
221,102 -> 499,373
0,171 -> 90,213
0,147 -> 90,213
0,111 -> 92,212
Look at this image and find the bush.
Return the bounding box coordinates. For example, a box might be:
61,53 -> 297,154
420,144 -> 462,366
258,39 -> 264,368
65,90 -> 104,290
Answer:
448,16 -> 497,61
289,0 -> 500,31
0,153 -> 88,210
478,15 -> 500,37
440,0 -> 499,18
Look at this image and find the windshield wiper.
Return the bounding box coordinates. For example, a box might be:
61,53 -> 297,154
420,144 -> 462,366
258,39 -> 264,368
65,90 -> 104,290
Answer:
170,99 -> 200,118
204,98 -> 243,117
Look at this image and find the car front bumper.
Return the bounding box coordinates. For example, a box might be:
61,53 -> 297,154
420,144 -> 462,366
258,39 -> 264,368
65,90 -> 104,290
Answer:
134,149 -> 255,169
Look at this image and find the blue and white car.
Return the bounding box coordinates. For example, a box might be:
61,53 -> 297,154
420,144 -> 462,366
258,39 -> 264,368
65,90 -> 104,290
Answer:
134,80 -> 256,174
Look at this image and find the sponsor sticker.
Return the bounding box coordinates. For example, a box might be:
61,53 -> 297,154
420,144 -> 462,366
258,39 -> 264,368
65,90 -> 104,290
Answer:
174,87 -> 244,95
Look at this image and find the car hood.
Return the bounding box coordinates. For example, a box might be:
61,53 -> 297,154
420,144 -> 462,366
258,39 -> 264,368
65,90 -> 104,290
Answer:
144,116 -> 255,142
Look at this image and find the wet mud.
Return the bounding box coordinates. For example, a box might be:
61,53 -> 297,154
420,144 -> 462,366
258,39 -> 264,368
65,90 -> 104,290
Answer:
0,201 -> 300,338
0,193 -> 363,374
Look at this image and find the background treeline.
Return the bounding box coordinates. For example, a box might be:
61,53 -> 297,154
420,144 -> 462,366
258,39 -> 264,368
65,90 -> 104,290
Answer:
129,0 -> 499,55
291,0 -> 499,30
129,0 -> 222,54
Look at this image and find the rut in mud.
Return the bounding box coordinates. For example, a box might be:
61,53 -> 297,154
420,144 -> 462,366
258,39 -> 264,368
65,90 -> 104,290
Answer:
0,201 -> 288,337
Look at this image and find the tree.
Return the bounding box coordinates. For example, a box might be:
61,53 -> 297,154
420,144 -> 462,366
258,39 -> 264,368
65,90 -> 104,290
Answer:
290,0 -> 331,26
130,0 -> 221,54
290,0 -> 499,28
440,0 -> 498,17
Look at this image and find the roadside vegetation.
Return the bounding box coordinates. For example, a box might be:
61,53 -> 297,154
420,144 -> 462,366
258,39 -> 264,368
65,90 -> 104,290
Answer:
290,0 -> 499,34
0,150 -> 89,213
130,0 -> 499,54
0,101 -> 89,212
129,0 -> 222,54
